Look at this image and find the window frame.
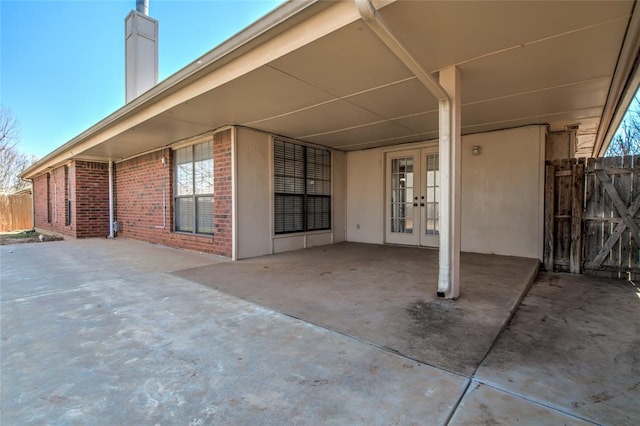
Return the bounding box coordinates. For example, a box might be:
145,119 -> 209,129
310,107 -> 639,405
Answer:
173,140 -> 214,236
46,173 -> 52,223
65,165 -> 72,226
273,139 -> 331,235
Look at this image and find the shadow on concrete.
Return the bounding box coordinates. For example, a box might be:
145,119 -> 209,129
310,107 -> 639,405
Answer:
174,242 -> 539,376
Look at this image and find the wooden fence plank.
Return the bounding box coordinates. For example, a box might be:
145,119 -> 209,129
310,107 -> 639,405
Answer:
632,155 -> 640,272
586,194 -> 640,268
619,156 -> 633,273
0,193 -> 33,232
556,162 -> 573,271
570,162 -> 584,273
595,169 -> 640,246
546,155 -> 640,278
544,163 -> 555,271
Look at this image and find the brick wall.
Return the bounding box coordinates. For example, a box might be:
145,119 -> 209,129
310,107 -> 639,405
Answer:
33,173 -> 49,231
74,161 -> 110,237
33,165 -> 75,236
114,129 -> 233,257
213,130 -> 233,256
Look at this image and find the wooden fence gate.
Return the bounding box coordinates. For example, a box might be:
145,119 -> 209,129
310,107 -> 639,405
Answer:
545,156 -> 640,278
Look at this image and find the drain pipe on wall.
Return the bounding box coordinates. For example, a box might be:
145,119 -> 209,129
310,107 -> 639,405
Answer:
154,149 -> 167,229
355,0 -> 461,299
108,160 -> 115,238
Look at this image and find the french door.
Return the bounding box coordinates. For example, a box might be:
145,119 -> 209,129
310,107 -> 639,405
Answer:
385,147 -> 440,247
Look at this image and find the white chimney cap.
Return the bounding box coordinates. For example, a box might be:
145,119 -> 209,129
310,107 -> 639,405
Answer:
136,0 -> 149,15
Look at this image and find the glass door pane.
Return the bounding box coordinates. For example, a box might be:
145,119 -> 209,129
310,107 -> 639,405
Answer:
424,153 -> 439,236
390,156 -> 415,234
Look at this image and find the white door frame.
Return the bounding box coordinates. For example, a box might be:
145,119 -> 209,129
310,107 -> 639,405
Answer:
385,149 -> 420,245
384,143 -> 439,247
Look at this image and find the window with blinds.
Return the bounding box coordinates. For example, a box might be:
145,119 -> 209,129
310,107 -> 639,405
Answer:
174,141 -> 214,235
274,139 -> 331,234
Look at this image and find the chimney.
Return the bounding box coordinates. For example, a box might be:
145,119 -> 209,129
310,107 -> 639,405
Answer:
125,0 -> 158,102
136,0 -> 149,15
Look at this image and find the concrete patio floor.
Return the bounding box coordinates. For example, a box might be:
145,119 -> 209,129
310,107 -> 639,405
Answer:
174,243 -> 540,376
1,238 -> 637,425
475,272 -> 640,426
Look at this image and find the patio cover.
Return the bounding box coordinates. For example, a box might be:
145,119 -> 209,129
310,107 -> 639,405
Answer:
22,0 -> 640,175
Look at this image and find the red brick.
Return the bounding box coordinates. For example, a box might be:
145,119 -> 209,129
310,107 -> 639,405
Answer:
32,130 -> 232,256
114,129 -> 232,257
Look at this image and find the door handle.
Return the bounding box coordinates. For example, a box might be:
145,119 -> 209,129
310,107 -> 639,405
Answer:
413,203 -> 418,207
420,203 -> 425,207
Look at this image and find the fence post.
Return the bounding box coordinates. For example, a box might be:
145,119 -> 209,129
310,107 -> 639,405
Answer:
570,161 -> 584,273
544,163 -> 555,271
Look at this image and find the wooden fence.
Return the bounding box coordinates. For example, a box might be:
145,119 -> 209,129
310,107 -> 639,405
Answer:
545,156 -> 640,278
0,193 -> 33,232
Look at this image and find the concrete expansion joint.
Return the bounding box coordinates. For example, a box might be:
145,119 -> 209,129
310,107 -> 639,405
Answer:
471,264 -> 540,375
466,378 -> 601,426
444,379 -> 472,426
276,308 -> 469,379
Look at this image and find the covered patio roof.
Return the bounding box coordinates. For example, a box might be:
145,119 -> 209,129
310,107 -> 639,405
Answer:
23,0 -> 640,178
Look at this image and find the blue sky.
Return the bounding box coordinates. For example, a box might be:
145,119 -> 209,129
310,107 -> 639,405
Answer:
1,0 -> 283,158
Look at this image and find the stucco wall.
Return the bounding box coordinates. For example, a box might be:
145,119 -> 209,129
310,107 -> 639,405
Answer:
345,125 -> 545,259
332,150 -> 347,243
460,126 -> 545,259
236,127 -> 272,259
346,149 -> 385,244
235,128 -> 347,258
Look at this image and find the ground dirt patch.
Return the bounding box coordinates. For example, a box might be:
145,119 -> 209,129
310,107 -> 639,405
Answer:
0,230 -> 64,245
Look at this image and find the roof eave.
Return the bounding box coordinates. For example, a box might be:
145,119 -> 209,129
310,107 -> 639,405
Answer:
593,0 -> 640,158
21,0 -> 324,179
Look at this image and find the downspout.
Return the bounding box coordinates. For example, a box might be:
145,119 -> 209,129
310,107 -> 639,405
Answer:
108,161 -> 115,238
355,0 -> 459,298
354,0 -> 449,102
154,149 -> 167,229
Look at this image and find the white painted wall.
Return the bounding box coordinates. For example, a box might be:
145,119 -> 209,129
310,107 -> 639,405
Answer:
273,235 -> 305,253
235,127 -> 347,258
332,150 -> 346,243
346,149 -> 385,244
460,126 -> 545,259
345,125 -> 546,259
236,127 -> 272,259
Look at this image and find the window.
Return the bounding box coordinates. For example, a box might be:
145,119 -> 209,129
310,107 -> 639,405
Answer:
65,165 -> 71,226
46,173 -> 52,223
274,139 -> 331,234
174,141 -> 214,235
424,153 -> 439,235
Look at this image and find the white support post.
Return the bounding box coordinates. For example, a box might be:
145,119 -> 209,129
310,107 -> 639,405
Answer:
353,0 -> 461,299
438,66 -> 461,299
